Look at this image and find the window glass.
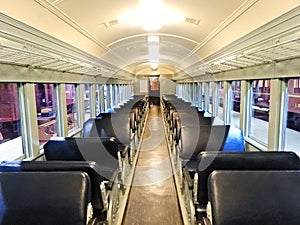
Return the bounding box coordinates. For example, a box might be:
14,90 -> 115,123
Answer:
35,84 -> 56,145
231,81 -> 241,128
284,79 -> 300,155
65,84 -> 78,132
218,82 -> 224,120
0,83 -> 23,161
84,84 -> 91,121
103,84 -> 108,112
208,82 -> 213,113
95,85 -> 100,115
199,83 -> 204,110
194,83 -> 199,106
249,79 -> 270,144
111,84 -> 116,108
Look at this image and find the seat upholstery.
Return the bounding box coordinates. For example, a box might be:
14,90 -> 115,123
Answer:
0,161 -> 108,215
0,171 -> 91,225
43,137 -> 119,179
196,151 -> 300,207
207,170 -> 300,225
205,125 -> 244,152
82,116 -> 130,145
179,125 -> 244,162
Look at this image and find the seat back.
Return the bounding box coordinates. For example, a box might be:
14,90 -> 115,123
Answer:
208,170 -> 300,225
0,161 -> 107,212
82,116 -> 130,144
179,125 -> 244,161
44,137 -> 119,179
0,171 -> 91,225
205,125 -> 244,152
197,151 -> 300,205
180,126 -> 210,160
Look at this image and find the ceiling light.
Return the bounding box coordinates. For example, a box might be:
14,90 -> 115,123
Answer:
150,62 -> 159,70
119,0 -> 185,31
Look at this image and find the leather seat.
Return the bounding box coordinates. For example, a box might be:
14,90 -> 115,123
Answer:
195,151 -> 300,219
0,171 -> 92,225
43,137 -> 119,179
204,170 -> 300,225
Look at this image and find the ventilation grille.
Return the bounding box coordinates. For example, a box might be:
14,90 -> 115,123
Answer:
185,17 -> 200,26
103,19 -> 119,28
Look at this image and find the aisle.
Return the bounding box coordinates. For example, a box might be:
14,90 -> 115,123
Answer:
122,105 -> 183,225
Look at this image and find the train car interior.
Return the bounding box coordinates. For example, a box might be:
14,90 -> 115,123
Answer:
0,1 -> 300,225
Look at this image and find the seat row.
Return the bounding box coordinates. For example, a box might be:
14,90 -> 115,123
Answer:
83,95 -> 149,158
0,95 -> 149,225
161,94 -> 244,170
161,95 -> 300,224
182,151 -> 300,223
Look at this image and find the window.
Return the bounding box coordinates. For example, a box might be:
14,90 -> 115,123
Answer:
103,84 -> 109,112
218,82 -> 224,120
194,83 -> 199,106
284,79 -> 300,154
208,82 -> 213,113
231,81 -> 241,128
84,84 -> 91,121
0,83 -> 23,161
65,84 -> 78,132
248,79 -> 270,144
198,83 -> 204,110
35,84 -> 56,145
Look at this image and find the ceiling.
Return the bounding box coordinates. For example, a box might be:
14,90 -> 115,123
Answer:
0,0 -> 299,78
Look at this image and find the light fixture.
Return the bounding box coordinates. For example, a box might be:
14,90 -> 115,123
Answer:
118,0 -> 185,31
150,61 -> 159,70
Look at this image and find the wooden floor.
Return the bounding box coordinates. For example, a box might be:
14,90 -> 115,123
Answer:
122,105 -> 183,225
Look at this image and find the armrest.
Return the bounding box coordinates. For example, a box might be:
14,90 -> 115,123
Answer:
105,169 -> 119,190
183,167 -> 194,189
200,217 -> 212,225
118,145 -> 130,158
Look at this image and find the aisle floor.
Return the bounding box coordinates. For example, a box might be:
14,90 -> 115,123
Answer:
122,106 -> 183,225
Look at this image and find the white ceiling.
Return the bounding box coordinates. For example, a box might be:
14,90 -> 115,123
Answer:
0,0 -> 299,77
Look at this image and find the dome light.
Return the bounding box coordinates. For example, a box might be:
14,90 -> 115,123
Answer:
119,0 -> 185,31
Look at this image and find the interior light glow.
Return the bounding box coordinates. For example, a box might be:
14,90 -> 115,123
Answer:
150,61 -> 159,70
148,45 -> 159,59
148,36 -> 160,43
118,0 -> 185,31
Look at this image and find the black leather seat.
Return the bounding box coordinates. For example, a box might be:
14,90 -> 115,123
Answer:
203,170 -> 300,225
44,137 -> 119,179
194,151 -> 300,219
82,116 -> 130,145
179,125 -> 244,167
0,171 -> 93,225
0,161 -> 112,220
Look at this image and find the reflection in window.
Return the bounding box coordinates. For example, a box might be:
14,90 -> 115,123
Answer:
84,84 -> 91,121
231,81 -> 241,128
249,79 -> 270,144
35,84 -> 56,145
66,84 -> 78,132
0,83 -> 23,161
284,79 -> 300,154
